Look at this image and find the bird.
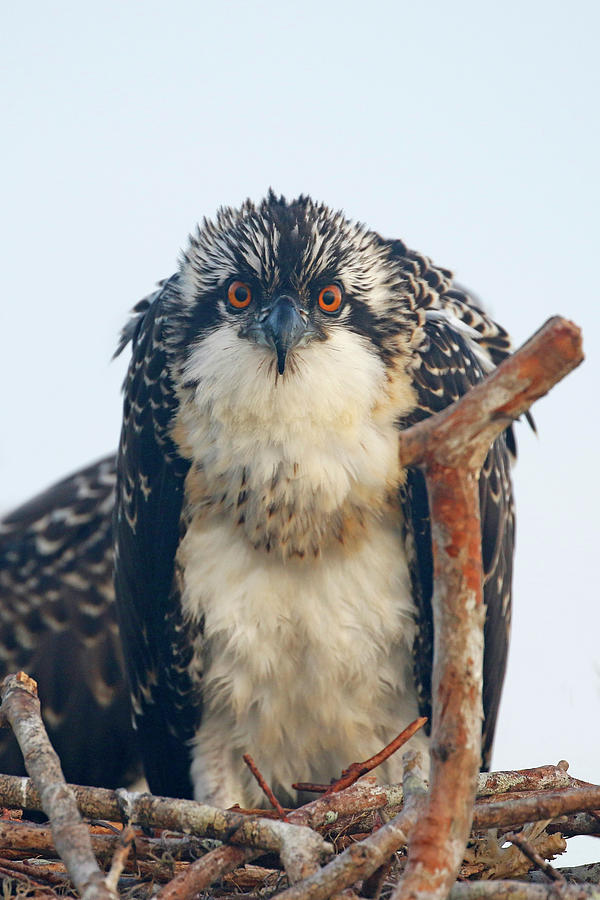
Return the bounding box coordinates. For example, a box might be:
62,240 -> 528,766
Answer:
113,191 -> 516,808
0,456 -> 140,789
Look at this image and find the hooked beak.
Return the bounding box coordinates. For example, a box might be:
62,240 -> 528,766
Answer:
261,295 -> 308,374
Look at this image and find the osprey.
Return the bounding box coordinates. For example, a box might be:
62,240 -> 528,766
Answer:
115,193 -> 514,807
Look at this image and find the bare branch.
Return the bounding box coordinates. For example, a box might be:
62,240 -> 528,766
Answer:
398,317 -> 584,471
104,825 -> 135,892
390,317 -> 583,900
0,672 -> 117,900
473,784 -> 600,830
449,883 -> 600,900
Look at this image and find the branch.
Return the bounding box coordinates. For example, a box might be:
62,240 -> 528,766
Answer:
473,783 -> 600,829
391,317 -> 583,900
449,884 -> 600,900
0,672 -> 117,900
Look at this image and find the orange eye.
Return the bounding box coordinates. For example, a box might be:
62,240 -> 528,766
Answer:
227,281 -> 252,309
317,284 -> 343,314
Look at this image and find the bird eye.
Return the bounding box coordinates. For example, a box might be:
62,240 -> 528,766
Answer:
227,281 -> 252,309
317,284 -> 343,315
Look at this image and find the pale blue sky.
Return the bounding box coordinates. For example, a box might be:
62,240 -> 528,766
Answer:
2,0 -> 599,864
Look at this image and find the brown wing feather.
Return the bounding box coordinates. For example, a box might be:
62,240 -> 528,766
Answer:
0,456 -> 141,788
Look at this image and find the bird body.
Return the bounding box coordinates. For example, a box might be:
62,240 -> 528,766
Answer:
177,331 -> 425,805
114,193 -> 514,807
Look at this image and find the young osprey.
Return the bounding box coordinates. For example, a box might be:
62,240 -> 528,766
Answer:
114,193 -> 514,807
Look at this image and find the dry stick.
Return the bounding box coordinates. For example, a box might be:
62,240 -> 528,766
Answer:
0,856 -> 69,886
504,831 -> 566,884
156,844 -> 254,900
389,316 -> 584,900
2,768 -> 595,883
155,791 -> 341,900
0,861 -> 61,898
3,768 -> 599,896
4,773 -> 600,898
276,754 -> 429,900
155,778 -> 402,900
476,763 -> 577,797
293,717 -> 428,796
361,752 -> 427,900
243,753 -> 289,819
0,817 -> 202,868
0,774 -> 329,859
473,784 -> 600,830
0,672 -> 117,900
105,825 -> 136,892
0,763 -> 577,843
548,815 -> 600,838
449,884 -> 600,900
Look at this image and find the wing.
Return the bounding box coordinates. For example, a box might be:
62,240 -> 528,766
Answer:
0,456 -> 141,788
114,276 -> 199,799
399,289 -> 514,770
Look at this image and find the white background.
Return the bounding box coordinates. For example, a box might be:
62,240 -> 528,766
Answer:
3,0 -> 599,866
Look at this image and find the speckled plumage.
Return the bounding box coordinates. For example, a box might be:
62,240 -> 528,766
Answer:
0,457 -> 140,788
113,193 -> 515,807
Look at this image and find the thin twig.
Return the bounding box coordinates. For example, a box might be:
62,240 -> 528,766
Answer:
105,824 -> 136,891
0,862 -> 61,898
449,883 -> 600,900
243,753 -> 288,819
293,718 -> 428,796
0,856 -> 68,886
473,784 -> 600,830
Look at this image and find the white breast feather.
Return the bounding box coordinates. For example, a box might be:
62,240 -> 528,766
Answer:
175,325 -> 427,807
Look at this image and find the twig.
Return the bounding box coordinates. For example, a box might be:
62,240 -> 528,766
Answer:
477,763 -> 578,797
360,811 -> 394,899
0,672 -> 117,900
548,814 -> 600,838
274,806 -> 419,900
526,863 -> 600,885
449,883 -> 600,899
156,845 -> 255,900
154,779 -> 403,899
105,824 -> 136,891
293,718 -> 428,796
0,856 -> 68,886
243,753 -> 288,819
0,817 -> 202,868
472,784 -> 600,830
397,318 -> 584,471
0,862 -> 61,898
505,830 -> 566,883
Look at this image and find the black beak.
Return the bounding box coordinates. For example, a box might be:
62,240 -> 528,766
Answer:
262,296 -> 307,374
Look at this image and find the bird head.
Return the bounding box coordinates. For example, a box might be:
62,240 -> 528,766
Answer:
170,192 -> 434,386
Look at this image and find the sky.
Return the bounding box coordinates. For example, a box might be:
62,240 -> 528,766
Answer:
2,0 -> 600,867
